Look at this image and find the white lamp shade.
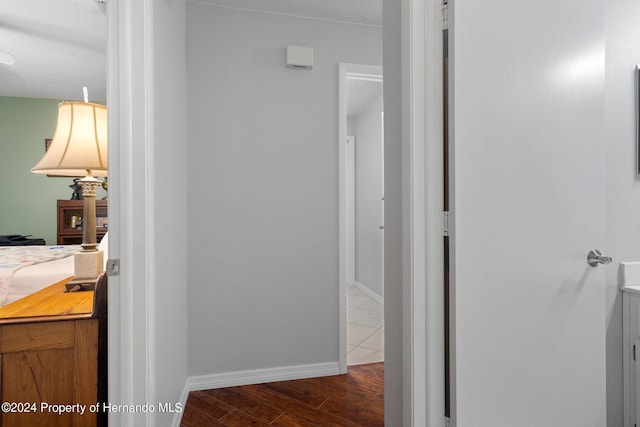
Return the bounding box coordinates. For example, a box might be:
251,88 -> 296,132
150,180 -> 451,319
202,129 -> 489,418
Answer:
32,101 -> 108,177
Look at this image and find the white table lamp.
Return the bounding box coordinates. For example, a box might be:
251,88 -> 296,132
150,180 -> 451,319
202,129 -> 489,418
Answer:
32,96 -> 108,290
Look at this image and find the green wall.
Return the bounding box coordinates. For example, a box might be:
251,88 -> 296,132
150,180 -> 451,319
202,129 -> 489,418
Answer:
0,96 -> 106,246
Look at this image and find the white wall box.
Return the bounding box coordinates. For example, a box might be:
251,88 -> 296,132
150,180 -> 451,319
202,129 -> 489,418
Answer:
286,45 -> 313,69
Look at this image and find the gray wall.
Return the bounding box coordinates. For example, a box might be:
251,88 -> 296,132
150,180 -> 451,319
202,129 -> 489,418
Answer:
186,4 -> 382,376
382,0 -> 404,423
354,96 -> 384,297
605,0 -> 640,424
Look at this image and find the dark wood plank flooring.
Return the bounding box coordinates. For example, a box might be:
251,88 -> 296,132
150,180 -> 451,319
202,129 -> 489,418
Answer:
180,363 -> 384,427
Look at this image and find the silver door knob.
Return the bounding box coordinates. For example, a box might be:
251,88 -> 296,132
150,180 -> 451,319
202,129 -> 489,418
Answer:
587,249 -> 612,267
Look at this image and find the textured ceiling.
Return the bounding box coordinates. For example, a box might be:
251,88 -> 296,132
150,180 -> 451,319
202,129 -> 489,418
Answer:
0,0 -> 107,100
194,0 -> 382,26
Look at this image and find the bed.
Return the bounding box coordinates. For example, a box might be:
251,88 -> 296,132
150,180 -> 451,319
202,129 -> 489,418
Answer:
4,251 -> 75,305
1,233 -> 108,306
0,238 -> 108,427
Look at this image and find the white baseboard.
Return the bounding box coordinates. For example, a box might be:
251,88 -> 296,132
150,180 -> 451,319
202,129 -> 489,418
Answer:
187,362 -> 341,392
351,281 -> 384,305
170,362 -> 340,425
171,379 -> 191,427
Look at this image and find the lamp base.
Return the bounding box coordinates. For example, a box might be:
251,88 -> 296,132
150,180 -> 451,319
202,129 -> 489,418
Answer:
68,250 -> 104,292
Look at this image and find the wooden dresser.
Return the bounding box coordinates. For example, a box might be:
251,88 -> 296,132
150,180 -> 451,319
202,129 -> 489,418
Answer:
0,275 -> 107,426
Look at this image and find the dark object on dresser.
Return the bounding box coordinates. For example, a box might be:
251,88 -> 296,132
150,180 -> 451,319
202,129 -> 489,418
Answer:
70,178 -> 84,200
0,235 -> 46,246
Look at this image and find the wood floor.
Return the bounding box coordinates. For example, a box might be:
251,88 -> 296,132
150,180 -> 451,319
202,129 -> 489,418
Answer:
180,363 -> 384,427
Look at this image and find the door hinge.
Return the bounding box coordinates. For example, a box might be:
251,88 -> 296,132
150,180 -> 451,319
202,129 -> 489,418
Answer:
106,259 -> 120,277
442,3 -> 449,31
634,344 -> 637,361
443,211 -> 450,236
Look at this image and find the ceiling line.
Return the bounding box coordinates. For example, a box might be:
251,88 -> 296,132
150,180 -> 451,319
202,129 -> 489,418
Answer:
187,0 -> 382,28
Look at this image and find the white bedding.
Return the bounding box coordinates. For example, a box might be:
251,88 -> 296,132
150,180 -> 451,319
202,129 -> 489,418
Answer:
7,255 -> 75,305
2,233 -> 108,306
0,245 -> 80,306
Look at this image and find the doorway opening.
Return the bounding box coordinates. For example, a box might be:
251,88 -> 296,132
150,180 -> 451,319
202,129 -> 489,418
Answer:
338,63 -> 384,371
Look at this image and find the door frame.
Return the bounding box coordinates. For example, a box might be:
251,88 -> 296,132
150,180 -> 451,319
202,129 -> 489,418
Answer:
382,0 -> 446,424
346,134 -> 355,288
109,0 -> 445,425
106,0 -> 155,425
338,63 -> 384,373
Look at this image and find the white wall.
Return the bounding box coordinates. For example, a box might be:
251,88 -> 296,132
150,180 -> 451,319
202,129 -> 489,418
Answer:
150,0 -> 189,425
186,4 -> 382,376
354,96 -> 384,297
347,117 -> 356,135
604,0 -> 640,424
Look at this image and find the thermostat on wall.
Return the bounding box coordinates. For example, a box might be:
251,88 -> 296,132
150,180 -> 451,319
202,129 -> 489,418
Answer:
286,45 -> 313,70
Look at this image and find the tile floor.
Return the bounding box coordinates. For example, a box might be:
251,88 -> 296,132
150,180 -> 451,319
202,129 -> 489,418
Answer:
347,285 -> 384,365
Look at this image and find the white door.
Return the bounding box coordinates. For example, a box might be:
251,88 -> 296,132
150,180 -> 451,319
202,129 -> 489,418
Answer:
450,0 -> 606,425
